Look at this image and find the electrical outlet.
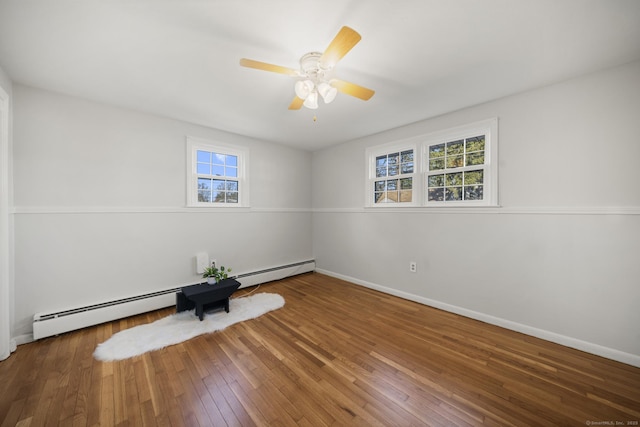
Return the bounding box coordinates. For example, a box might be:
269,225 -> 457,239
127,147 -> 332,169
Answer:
409,261 -> 417,273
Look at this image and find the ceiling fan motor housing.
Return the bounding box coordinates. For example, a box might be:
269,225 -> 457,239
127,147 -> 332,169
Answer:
300,52 -> 332,76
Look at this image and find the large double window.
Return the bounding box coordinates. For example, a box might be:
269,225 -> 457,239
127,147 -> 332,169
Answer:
367,119 -> 498,207
187,137 -> 249,207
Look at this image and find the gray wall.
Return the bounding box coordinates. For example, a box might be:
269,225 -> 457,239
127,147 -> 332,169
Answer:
312,60 -> 640,365
11,85 -> 312,337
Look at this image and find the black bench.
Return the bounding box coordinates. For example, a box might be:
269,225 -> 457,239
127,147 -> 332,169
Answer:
176,278 -> 241,321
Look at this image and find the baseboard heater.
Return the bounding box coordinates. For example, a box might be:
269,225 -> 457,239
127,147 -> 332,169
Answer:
32,259 -> 315,340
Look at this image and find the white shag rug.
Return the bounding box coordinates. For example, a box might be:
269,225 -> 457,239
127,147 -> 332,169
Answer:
93,292 -> 284,361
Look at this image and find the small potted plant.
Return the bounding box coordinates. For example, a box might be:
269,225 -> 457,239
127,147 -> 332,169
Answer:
202,265 -> 232,285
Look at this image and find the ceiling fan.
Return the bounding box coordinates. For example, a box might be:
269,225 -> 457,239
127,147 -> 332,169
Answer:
239,26 -> 375,110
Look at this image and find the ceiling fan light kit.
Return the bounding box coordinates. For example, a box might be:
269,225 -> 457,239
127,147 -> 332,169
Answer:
240,26 -> 375,111
294,79 -> 314,100
318,82 -> 337,104
303,91 -> 319,109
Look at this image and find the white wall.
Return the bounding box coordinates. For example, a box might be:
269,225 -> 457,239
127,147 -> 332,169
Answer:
0,65 -> 14,359
312,60 -> 640,366
12,85 -> 312,338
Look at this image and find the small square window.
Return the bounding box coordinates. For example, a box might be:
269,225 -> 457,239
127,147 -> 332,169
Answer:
187,138 -> 249,207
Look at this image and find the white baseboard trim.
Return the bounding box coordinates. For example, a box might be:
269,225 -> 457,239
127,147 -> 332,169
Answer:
316,268 -> 640,368
13,334 -> 33,346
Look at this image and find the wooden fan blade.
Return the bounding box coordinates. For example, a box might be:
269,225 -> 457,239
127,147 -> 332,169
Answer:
288,96 -> 304,110
239,58 -> 299,76
319,26 -> 361,69
330,79 -> 375,101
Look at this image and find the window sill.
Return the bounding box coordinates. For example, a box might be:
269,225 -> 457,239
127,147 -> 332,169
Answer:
365,204 -> 500,210
186,204 -> 250,210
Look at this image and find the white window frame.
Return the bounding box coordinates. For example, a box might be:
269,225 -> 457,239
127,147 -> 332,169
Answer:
365,118 -> 498,208
186,137 -> 250,207
365,140 -> 420,207
422,118 -> 498,207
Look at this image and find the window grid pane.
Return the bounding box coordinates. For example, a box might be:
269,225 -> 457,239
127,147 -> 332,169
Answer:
376,150 -> 414,178
197,151 -> 238,178
199,179 -> 239,204
196,150 -> 211,163
374,177 -> 412,203
426,170 -> 484,202
428,135 -> 486,172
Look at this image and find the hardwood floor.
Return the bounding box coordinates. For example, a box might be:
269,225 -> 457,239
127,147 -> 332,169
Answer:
1,272 -> 639,426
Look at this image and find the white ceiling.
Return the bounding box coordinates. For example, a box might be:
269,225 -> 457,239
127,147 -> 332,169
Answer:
1,0 -> 639,151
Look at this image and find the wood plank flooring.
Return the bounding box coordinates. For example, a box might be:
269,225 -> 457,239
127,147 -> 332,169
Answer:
1,272 -> 639,426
